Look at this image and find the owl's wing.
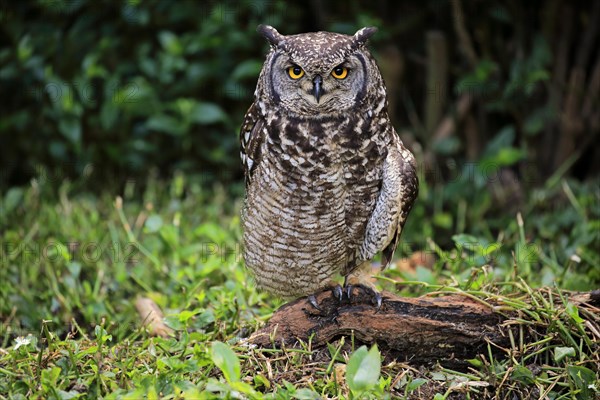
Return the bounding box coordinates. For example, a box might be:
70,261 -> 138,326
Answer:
239,102 -> 265,187
359,134 -> 418,269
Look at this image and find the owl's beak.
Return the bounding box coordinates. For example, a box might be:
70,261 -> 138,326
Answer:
312,75 -> 323,103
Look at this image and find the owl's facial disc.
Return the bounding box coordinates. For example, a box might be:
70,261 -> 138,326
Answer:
267,49 -> 369,117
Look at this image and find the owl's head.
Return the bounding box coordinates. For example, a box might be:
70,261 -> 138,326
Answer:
255,25 -> 382,118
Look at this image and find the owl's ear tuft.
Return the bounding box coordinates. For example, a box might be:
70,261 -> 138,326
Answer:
257,25 -> 285,47
353,27 -> 378,46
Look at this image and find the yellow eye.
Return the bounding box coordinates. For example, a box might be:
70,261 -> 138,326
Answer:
331,66 -> 348,79
287,65 -> 304,79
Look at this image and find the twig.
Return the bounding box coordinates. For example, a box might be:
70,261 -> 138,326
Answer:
450,0 -> 479,68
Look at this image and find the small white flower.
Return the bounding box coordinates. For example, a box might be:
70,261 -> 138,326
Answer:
13,336 -> 32,350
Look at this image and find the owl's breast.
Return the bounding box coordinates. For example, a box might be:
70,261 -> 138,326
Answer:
242,114 -> 389,295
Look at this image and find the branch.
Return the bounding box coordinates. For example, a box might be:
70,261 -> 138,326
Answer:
450,0 -> 479,69
248,288 -> 600,368
249,288 -> 508,368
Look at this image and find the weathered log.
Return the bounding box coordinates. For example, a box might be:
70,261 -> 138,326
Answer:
249,288 -> 512,368
249,288 -> 600,368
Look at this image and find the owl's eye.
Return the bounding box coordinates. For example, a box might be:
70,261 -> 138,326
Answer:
287,65 -> 304,79
331,66 -> 348,79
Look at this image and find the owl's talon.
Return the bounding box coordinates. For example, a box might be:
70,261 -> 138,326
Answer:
333,285 -> 344,302
307,294 -> 321,311
345,283 -> 383,309
363,285 -> 382,309
345,284 -> 354,300
374,291 -> 382,310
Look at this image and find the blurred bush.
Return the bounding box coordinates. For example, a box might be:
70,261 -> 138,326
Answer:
0,0 -> 597,191
0,0 -> 304,190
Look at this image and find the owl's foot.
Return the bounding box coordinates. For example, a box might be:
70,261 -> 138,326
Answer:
307,284 -> 344,311
345,263 -> 382,309
345,283 -> 382,309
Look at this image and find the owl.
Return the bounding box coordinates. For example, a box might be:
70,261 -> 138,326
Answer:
240,25 -> 418,308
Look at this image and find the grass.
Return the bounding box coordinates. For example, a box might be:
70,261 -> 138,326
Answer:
0,170 -> 599,399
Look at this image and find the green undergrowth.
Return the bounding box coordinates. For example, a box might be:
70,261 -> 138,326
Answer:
0,174 -> 598,398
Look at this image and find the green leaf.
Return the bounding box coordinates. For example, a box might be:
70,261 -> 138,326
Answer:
327,342 -> 344,362
467,358 -> 483,367
415,265 -> 436,284
100,101 -> 118,130
553,346 -> 576,363
193,221 -> 228,243
1,188 -> 24,215
158,31 -> 183,55
511,365 -> 534,384
231,60 -> 263,80
58,117 -> 82,145
432,136 -> 460,155
146,114 -> 184,136
211,341 -> 240,383
197,309 -> 215,328
163,315 -> 185,331
17,35 -> 32,61
482,125 -> 515,158
495,147 -> 526,166
191,102 -> 227,125
567,366 -> 596,400
178,310 -> 198,322
41,366 -> 61,384
346,345 -> 381,394
94,326 -> 112,344
253,374 -> 270,389
229,381 -> 258,395
406,378 -> 428,393
292,388 -> 321,399
452,234 -> 481,247
565,302 -> 584,324
56,390 -> 82,399
433,212 -> 453,229
144,215 -> 163,233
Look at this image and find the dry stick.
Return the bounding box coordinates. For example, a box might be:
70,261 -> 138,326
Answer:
422,0 -> 478,166
555,2 -> 600,169
379,45 -> 404,126
574,1 -> 600,70
582,54 -> 600,131
422,88 -> 473,171
431,94 -> 472,146
424,31 -> 448,140
450,0 -> 479,69
135,297 -> 174,338
425,0 -> 476,133
550,3 -> 572,92
544,4 -> 573,172
555,70 -> 584,169
463,113 -> 479,161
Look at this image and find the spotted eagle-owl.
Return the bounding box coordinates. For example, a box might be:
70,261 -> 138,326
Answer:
240,25 -> 418,306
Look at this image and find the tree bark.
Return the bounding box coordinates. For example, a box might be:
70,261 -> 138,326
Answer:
248,288 -> 600,368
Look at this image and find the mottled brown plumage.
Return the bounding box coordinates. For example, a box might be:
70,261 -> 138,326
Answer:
240,25 -> 418,300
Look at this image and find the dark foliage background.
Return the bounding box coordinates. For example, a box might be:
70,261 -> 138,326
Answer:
1,0 -> 598,191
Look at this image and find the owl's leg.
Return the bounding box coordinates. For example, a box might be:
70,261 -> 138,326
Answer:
344,262 -> 382,309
